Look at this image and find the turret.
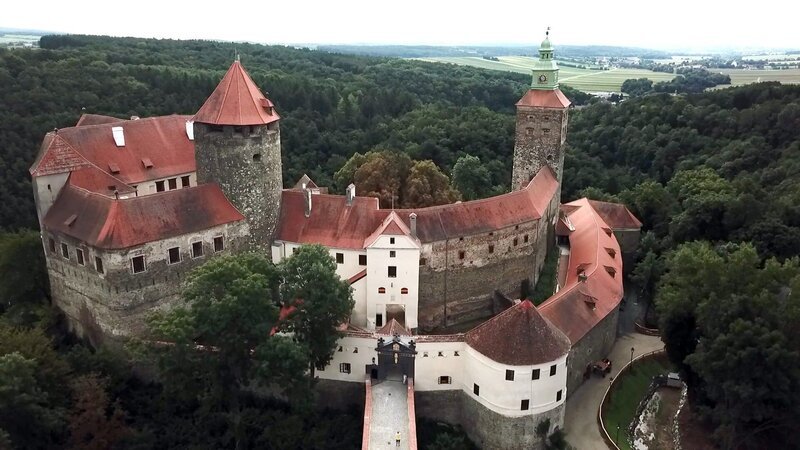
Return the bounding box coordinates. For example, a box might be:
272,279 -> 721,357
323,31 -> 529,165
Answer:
511,29 -> 571,197
192,59 -> 283,250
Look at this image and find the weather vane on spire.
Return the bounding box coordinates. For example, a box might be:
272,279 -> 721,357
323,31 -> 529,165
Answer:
546,26 -> 550,37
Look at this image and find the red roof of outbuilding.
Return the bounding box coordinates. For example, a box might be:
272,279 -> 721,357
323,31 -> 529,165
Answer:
465,300 -> 570,366
587,200 -> 642,230
193,61 -> 280,126
68,166 -> 136,197
276,167 -> 558,249
516,89 -> 571,109
30,115 -> 195,186
377,319 -> 411,336
43,183 -> 244,249
539,199 -> 624,344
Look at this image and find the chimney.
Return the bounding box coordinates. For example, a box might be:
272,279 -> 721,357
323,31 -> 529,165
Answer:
409,213 -> 417,239
185,121 -> 195,140
304,188 -> 312,218
578,271 -> 588,282
111,126 -> 125,147
346,183 -> 356,206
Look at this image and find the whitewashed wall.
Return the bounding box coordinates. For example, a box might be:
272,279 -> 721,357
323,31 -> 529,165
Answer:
413,341 -> 466,391
366,234 -> 420,330
316,335 -> 377,382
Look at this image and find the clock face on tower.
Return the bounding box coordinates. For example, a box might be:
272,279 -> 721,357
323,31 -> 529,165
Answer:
538,74 -> 547,83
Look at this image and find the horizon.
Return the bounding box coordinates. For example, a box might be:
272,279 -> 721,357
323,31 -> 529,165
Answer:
3,0 -> 799,54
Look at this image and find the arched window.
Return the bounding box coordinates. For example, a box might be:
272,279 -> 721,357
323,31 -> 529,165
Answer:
401,287 -> 409,294
378,287 -> 386,294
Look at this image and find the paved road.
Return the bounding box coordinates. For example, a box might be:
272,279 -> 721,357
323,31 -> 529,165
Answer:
563,289 -> 665,450
369,380 -> 409,450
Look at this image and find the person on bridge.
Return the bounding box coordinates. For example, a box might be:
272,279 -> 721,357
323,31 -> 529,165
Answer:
395,431 -> 401,447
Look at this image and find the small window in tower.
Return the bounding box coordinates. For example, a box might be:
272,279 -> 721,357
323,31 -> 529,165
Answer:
359,254 -> 367,266
532,369 -> 540,380
192,241 -> 204,258
378,287 -> 386,294
61,243 -> 69,259
181,176 -> 190,188
513,237 -> 519,246
547,153 -> 554,162
556,390 -> 563,402
156,180 -> 165,192
526,128 -> 534,135
521,399 -> 530,410
458,251 -> 465,260
168,247 -> 181,264
168,178 -> 177,190
131,255 -> 146,274
390,237 -> 395,245
524,234 -> 529,243
390,250 -> 396,258
419,258 -> 427,266
253,153 -> 261,161
505,369 -> 515,381
95,256 -> 104,274
473,384 -> 480,396
488,244 -> 494,254
543,128 -> 551,133
388,266 -> 397,278
401,287 -> 408,294
336,253 -> 344,264
550,364 -> 557,376
76,248 -> 85,266
48,238 -> 56,253
214,236 -> 224,252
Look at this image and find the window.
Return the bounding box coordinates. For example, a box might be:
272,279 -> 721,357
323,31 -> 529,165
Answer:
168,247 -> 181,264
181,176 -> 190,188
488,244 -> 494,254
438,351 -> 444,357
526,128 -> 534,135
543,127 -> 551,133
513,237 -> 519,246
155,180 -> 165,192
458,250 -> 465,260
378,287 -> 386,294
515,225 -> 519,230
389,237 -> 395,244
192,241 -> 204,258
339,363 -> 351,374
423,352 -> 428,357
550,364 -> 557,376
532,369 -> 540,380
95,256 -> 104,274
61,243 -> 69,259
401,287 -> 408,295
419,258 -> 427,266
336,252 -> 344,264
556,390 -> 563,402
252,153 -> 261,161
524,234 -> 529,243
131,255 -> 146,274
213,236 -> 224,252
505,369 -> 515,381
389,250 -> 396,258
168,178 -> 177,190
473,384 -> 480,396
76,248 -> 85,266
521,399 -> 530,411
48,238 -> 56,253
359,254 -> 367,266
388,266 -> 397,278
438,376 -> 452,385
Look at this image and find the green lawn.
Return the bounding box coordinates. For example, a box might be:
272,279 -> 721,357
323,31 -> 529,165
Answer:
602,354 -> 673,450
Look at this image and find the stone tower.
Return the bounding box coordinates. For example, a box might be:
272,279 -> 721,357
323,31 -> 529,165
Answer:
193,60 -> 283,250
511,29 -> 571,194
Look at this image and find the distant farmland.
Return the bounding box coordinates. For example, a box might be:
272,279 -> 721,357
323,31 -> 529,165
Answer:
419,56 -> 800,93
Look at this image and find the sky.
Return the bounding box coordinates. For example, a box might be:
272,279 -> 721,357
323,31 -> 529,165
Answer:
3,0 -> 799,52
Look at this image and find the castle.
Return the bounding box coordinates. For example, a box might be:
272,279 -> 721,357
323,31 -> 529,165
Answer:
30,33 -> 640,449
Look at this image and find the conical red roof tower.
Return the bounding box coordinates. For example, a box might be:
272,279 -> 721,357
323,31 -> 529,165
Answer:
194,60 -> 280,126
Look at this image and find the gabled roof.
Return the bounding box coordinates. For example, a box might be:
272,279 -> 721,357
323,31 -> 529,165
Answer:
193,61 -> 280,126
43,183 -> 244,250
30,115 -> 195,186
587,200 -> 643,230
363,211 -> 415,247
75,114 -> 125,127
465,300 -> 570,366
376,319 -> 411,336
275,167 -> 559,248
68,166 -> 136,197
516,89 -> 571,109
539,198 -> 624,343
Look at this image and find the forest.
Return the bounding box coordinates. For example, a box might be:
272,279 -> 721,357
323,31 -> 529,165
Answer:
1,34 -> 800,449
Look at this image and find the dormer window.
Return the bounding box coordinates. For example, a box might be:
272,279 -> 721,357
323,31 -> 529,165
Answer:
108,163 -> 120,174
141,158 -> 154,169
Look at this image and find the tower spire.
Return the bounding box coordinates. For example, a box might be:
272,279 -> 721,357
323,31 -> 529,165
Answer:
529,28 -> 558,90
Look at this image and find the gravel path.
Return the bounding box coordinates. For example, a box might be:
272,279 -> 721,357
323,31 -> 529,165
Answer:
369,380 -> 409,450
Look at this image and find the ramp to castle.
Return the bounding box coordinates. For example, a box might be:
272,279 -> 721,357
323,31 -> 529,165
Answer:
363,378 -> 417,449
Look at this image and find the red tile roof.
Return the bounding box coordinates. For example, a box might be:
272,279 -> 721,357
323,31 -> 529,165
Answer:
538,199 -> 624,344
376,319 -> 411,336
75,114 -> 125,127
363,211 -> 414,247
516,89 -> 571,109
68,166 -> 136,197
348,269 -> 367,284
43,183 -> 244,250
30,115 -> 196,186
587,200 -> 643,229
193,61 -> 280,126
275,167 -> 559,249
465,300 -> 570,366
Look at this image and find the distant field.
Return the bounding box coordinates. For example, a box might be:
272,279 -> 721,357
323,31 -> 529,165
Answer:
418,56 -> 675,93
716,68 -> 800,86
0,34 -> 40,46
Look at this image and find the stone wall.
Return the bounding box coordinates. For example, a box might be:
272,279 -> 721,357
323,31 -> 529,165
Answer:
44,221 -> 250,345
415,389 -> 565,450
194,123 -> 282,250
417,194 -> 558,331
511,106 -> 569,191
565,307 -> 620,396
